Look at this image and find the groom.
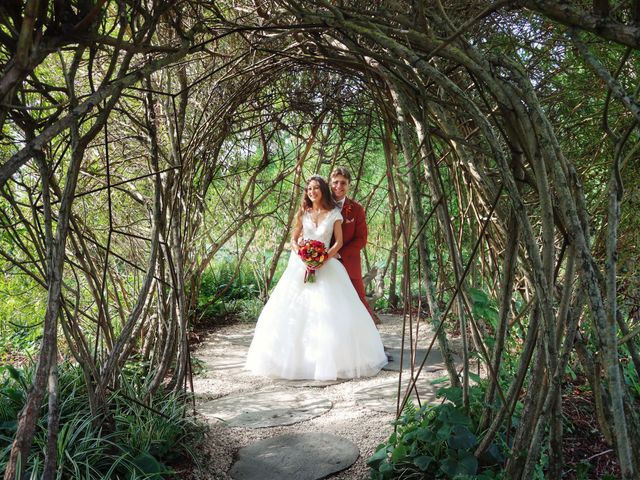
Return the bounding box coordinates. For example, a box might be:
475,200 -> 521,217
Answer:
330,167 -> 381,326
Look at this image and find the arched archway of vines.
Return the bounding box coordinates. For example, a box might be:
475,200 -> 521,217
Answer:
2,1 -> 639,479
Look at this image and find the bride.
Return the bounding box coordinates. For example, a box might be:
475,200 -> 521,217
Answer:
245,175 -> 387,380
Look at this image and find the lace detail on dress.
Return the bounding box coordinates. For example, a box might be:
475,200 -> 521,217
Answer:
301,208 -> 343,248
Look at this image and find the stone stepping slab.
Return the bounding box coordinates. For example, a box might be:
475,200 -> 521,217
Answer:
200,389 -> 332,428
229,432 -> 359,480
378,332 -> 407,349
382,347 -> 446,372
354,376 -> 440,414
225,332 -> 254,347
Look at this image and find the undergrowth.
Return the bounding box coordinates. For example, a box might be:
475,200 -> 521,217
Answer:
197,256 -> 264,323
0,362 -> 205,479
368,384 -> 508,480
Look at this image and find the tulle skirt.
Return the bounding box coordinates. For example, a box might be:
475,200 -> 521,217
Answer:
246,252 -> 387,380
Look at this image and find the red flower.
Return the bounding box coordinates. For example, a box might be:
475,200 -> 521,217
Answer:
297,238 -> 328,283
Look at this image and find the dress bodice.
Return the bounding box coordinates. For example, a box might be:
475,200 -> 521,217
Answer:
301,208 -> 343,248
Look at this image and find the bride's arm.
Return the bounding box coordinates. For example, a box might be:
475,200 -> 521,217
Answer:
291,223 -> 302,253
326,220 -> 343,260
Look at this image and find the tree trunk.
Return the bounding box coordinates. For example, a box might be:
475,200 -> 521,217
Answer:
4,114 -> 85,480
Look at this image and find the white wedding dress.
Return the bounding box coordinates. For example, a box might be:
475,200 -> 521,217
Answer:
246,208 -> 387,380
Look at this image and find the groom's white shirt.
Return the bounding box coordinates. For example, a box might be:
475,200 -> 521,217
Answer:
336,198 -> 346,210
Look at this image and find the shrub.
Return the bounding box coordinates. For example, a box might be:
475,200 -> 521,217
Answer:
197,256 -> 262,321
0,362 -> 205,479
368,384 -> 507,480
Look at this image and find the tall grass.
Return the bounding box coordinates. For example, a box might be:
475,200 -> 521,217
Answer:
0,363 -> 205,479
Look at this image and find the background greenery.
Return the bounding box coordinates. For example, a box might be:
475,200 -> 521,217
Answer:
1,1 -> 639,478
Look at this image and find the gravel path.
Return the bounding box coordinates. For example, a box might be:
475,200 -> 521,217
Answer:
188,314 -> 455,480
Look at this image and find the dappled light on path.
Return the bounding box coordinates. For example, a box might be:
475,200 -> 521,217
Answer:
192,314 -> 461,479
200,390 -> 333,428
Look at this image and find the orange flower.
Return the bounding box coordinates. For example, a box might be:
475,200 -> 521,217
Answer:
297,238 -> 328,283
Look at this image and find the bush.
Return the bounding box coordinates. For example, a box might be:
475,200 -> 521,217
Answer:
368,384 -> 507,480
197,256 -> 263,321
234,297 -> 265,323
0,362 -> 205,479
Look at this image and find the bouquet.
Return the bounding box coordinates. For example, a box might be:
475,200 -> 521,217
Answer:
297,239 -> 327,283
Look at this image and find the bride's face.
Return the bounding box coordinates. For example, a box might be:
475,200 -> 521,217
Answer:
306,180 -> 322,203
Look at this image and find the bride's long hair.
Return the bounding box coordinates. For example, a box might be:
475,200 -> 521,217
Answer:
293,175 -> 337,233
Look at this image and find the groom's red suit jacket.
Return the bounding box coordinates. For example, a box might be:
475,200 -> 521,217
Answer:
338,197 -> 377,323
339,197 -> 367,281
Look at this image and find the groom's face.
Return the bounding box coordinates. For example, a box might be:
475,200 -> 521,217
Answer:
330,175 -> 349,201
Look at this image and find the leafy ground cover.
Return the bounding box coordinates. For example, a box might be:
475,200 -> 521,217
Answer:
368,384 -> 507,479
368,375 -> 628,479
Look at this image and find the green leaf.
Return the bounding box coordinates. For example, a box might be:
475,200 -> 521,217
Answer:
457,452 -> 479,475
417,428 -> 434,442
402,430 -> 418,442
437,386 -> 463,406
441,451 -> 478,477
5,365 -> 28,390
367,447 -> 388,467
380,461 -> 394,476
468,288 -> 490,307
475,472 -> 500,480
0,420 -> 17,435
436,424 -> 452,441
413,455 -> 433,471
430,375 -> 450,385
479,442 -> 505,466
448,425 -> 477,450
132,452 -> 165,476
441,454 -> 460,477
438,406 -> 471,426
391,443 -> 407,462
484,307 -> 499,327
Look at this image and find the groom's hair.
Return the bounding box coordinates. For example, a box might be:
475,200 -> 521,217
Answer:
330,166 -> 351,182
